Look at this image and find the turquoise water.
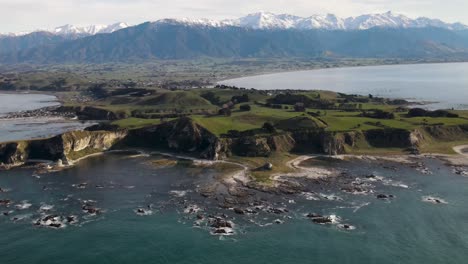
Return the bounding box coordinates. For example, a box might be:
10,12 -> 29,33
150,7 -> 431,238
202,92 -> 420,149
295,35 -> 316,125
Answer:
220,62 -> 468,109
1,153 -> 467,263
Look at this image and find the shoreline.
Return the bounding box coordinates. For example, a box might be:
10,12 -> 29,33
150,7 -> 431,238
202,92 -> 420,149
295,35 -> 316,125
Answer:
453,145 -> 468,156
216,60 -> 468,84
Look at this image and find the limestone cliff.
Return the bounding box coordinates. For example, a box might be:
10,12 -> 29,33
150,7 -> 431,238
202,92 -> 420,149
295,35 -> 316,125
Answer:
2,117 -> 467,170
0,130 -> 127,169
126,117 -> 223,159
227,134 -> 296,157
0,142 -> 28,169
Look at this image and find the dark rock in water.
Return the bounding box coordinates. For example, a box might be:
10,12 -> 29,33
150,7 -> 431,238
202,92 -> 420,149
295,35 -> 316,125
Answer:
0,199 -> 11,206
210,216 -> 235,235
74,183 -> 88,189
214,229 -> 228,234
2,210 -> 13,216
196,214 -> 204,220
43,215 -> 59,222
234,208 -> 245,215
135,208 -> 152,216
274,219 -> 284,224
312,216 -> 333,224
66,215 -> 78,224
210,217 -> 233,229
377,194 -> 395,199
82,205 -> 101,215
267,207 -> 288,214
366,174 -> 376,179
341,186 -> 369,194
245,208 -> 258,214
306,213 -> 323,218
338,224 -> 356,230
35,214 -> 66,229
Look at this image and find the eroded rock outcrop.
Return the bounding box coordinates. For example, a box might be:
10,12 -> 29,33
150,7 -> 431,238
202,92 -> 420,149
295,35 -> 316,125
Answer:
0,142 -> 28,169
126,117 -> 224,159
0,130 -> 127,169
228,134 -> 296,157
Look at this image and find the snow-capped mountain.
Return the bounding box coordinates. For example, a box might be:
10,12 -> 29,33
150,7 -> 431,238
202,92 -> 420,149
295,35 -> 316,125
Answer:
1,22 -> 130,37
51,22 -> 130,36
160,11 -> 468,31
2,11 -> 467,37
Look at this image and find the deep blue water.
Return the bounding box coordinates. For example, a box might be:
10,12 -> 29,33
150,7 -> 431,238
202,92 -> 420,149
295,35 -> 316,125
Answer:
220,62 -> 468,109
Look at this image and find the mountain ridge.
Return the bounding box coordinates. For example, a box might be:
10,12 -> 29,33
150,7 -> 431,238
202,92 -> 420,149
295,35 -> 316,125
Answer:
1,11 -> 467,37
2,12 -> 468,64
3,24 -> 468,64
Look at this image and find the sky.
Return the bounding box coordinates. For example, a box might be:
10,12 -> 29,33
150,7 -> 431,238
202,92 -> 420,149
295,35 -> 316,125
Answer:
1,0 -> 468,33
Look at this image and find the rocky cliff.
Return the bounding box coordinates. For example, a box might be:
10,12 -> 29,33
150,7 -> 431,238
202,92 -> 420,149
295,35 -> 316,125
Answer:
0,130 -> 127,169
125,117 -> 224,159
0,142 -> 29,168
2,117 -> 467,170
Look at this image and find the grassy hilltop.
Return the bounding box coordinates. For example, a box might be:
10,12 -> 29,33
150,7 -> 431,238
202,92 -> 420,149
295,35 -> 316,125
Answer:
67,83 -> 468,155
2,61 -> 468,157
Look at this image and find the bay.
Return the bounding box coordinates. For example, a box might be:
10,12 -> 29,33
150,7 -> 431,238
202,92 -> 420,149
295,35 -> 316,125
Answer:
220,62 -> 468,109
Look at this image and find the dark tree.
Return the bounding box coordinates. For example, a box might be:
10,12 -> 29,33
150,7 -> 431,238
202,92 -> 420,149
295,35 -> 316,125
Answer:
239,104 -> 251,111
263,122 -> 276,133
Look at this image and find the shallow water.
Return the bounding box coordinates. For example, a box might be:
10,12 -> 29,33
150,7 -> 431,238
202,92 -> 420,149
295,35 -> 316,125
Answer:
1,153 -> 467,264
0,93 -> 89,142
220,62 -> 468,109
0,93 -> 59,115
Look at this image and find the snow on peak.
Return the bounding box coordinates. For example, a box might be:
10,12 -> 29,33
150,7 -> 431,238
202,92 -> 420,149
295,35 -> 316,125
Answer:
0,22 -> 130,37
51,22 -> 130,36
154,11 -> 467,31
2,12 -> 467,37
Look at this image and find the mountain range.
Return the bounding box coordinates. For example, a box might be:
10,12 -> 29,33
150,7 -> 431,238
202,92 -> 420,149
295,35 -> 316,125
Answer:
1,22 -> 130,37
1,12 -> 468,64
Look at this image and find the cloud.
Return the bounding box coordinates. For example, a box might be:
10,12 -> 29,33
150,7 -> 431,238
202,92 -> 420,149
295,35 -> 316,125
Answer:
0,0 -> 467,32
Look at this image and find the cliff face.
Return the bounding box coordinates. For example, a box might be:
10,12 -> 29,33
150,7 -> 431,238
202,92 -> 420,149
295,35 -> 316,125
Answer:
2,116 -> 467,170
0,130 -> 127,169
226,134 -> 296,157
126,117 -> 223,159
127,119 -> 298,159
30,130 -> 128,163
422,125 -> 468,141
0,142 -> 28,168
